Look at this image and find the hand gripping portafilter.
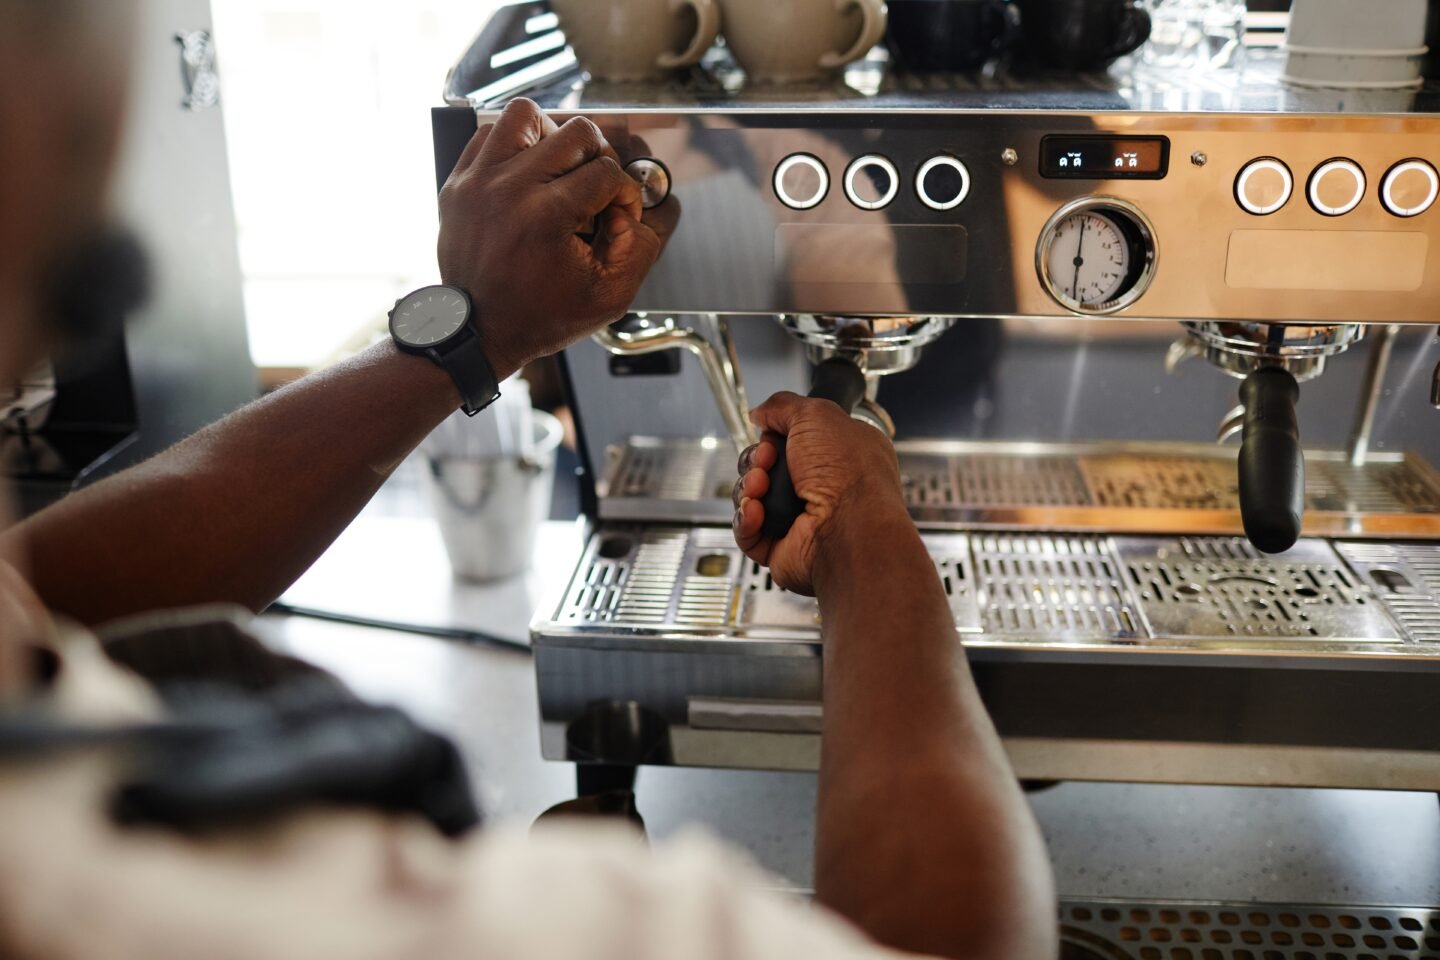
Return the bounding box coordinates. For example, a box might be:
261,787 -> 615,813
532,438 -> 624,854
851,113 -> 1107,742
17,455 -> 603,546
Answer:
761,316 -> 953,539
1174,322 -> 1366,555
761,358 -> 868,540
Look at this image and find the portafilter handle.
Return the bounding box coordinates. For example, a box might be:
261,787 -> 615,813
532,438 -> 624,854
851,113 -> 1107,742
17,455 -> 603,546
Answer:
1238,367 -> 1304,555
761,358 -> 868,541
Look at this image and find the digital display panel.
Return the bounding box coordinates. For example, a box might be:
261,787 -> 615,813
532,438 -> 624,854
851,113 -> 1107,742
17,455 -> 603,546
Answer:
1039,136 -> 1170,180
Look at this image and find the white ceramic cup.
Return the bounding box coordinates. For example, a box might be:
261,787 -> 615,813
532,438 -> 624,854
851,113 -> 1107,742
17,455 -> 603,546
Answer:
719,0 -> 888,83
553,0 -> 723,81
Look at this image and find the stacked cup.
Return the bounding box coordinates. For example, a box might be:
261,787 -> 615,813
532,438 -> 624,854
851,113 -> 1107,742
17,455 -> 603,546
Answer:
552,0 -> 888,84
1283,0 -> 1430,89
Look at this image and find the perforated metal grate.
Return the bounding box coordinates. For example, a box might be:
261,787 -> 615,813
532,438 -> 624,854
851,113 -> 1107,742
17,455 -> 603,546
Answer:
1309,461 -> 1440,514
1061,900 -> 1440,960
557,529 -> 646,624
955,455 -> 1093,508
600,442 -> 1440,530
1118,537 -> 1399,642
1335,541 -> 1440,643
553,528 -> 1440,645
739,533 -> 981,632
608,443 -> 715,501
1085,457 -> 1238,510
972,534 -> 1140,639
675,528 -> 740,626
900,454 -> 961,508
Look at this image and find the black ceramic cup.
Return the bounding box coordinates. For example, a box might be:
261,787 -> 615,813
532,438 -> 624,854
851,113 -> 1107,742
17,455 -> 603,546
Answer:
1015,0 -> 1151,71
887,0 -> 1023,72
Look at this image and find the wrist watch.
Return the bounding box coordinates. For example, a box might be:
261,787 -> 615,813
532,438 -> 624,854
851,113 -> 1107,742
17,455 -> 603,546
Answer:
389,284 -> 501,417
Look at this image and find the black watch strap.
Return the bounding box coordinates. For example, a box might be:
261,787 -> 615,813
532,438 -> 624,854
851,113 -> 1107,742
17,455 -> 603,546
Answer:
437,330 -> 501,417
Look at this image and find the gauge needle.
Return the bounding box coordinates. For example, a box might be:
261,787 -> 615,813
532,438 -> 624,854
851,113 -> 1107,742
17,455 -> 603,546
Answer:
1071,217 -> 1087,303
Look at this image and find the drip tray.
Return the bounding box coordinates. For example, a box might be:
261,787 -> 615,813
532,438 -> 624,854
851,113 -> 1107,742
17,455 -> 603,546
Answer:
543,526 -> 1440,649
1117,537 -> 1400,643
596,439 -> 1440,540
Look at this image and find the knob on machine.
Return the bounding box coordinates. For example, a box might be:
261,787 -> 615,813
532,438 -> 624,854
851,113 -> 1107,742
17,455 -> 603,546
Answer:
624,157 -> 672,210
1234,157 -> 1294,215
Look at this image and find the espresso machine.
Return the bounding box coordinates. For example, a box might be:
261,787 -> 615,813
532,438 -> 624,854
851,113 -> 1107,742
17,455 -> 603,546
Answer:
437,3 -> 1440,804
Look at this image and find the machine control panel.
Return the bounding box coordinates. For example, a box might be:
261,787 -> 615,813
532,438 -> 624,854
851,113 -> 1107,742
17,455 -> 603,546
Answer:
1236,155 -> 1439,219
492,111 -> 1440,323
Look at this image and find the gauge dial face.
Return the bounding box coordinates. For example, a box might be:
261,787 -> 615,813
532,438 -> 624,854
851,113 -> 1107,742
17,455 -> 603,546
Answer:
392,286 -> 469,348
1045,210 -> 1132,310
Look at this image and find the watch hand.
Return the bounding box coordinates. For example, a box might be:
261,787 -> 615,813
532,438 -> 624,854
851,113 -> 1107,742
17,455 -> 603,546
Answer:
1072,217 -> 1087,303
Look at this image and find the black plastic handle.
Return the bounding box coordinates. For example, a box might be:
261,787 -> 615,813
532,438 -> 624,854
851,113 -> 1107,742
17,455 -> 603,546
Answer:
760,358 -> 868,541
1238,367 -> 1304,555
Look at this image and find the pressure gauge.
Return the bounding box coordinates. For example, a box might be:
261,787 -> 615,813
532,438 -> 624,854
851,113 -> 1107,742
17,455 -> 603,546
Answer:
1036,197 -> 1158,315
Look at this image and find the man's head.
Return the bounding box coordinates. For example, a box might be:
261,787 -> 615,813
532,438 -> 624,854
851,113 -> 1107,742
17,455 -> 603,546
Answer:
0,0 -> 138,383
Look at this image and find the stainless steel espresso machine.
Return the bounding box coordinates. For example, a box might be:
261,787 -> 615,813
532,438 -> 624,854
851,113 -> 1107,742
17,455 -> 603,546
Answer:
435,5 -> 1440,805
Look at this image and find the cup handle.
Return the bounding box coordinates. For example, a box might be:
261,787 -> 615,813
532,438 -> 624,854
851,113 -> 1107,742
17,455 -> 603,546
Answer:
658,0 -> 722,69
983,0 -> 1023,54
819,0 -> 887,70
1104,4 -> 1153,60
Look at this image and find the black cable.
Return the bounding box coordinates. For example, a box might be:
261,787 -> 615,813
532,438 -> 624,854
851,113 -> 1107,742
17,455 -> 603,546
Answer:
266,603 -> 533,655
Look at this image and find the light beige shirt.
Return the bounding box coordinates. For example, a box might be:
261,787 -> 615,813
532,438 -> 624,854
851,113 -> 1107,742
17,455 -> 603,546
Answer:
0,635 -> 932,960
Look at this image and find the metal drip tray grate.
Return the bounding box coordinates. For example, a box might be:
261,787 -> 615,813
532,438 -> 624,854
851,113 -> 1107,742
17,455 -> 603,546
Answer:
598,440 -> 1440,538
900,454 -> 960,508
1061,899 -> 1440,960
972,534 -> 1140,640
952,455 -> 1093,508
1336,541 -> 1440,643
1118,537 -> 1399,642
1311,460 -> 1440,513
605,442 -> 723,502
1084,457 -> 1237,510
737,532 -> 980,632
548,527 -> 1440,648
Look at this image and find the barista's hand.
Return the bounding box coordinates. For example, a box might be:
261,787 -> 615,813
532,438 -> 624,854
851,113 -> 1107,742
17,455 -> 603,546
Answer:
733,392 -> 909,596
437,98 -> 665,379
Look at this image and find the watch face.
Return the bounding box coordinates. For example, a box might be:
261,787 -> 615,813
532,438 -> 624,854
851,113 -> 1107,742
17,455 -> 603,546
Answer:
391,286 -> 470,348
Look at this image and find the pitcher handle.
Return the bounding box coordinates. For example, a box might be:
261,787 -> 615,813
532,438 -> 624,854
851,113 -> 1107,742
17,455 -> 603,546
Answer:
658,0 -> 722,68
819,0 -> 887,70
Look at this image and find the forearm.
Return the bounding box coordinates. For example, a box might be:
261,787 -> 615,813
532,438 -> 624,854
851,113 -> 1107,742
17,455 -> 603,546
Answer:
8,340 -> 486,625
812,508 -> 1056,960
